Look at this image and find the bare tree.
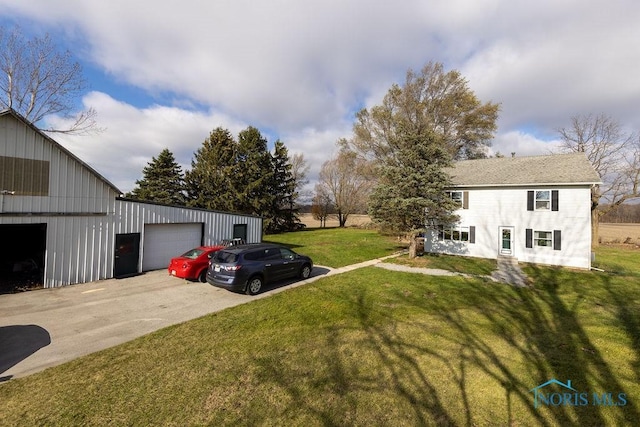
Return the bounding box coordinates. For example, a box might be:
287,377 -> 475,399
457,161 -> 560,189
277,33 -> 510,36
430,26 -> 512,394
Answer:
311,183 -> 332,228
0,26 -> 99,134
318,146 -> 373,227
290,152 -> 311,205
557,113 -> 640,246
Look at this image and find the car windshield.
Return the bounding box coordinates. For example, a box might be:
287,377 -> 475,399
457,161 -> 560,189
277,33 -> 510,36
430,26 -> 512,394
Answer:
180,248 -> 205,259
212,250 -> 238,263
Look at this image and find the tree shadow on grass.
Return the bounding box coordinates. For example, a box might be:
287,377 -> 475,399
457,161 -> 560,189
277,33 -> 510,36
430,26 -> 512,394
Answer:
251,266 -> 639,425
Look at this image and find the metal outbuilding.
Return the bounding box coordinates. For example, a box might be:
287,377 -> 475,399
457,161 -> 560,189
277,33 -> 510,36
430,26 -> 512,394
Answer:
0,109 -> 262,288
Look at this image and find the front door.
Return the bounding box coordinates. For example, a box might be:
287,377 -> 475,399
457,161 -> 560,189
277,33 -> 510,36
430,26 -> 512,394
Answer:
499,227 -> 515,256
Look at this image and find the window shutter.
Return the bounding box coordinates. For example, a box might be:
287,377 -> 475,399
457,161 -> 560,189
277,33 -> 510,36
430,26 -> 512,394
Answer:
552,190 -> 559,211
469,226 -> 475,244
463,191 -> 469,209
554,230 -> 561,250
526,228 -> 533,248
527,191 -> 534,211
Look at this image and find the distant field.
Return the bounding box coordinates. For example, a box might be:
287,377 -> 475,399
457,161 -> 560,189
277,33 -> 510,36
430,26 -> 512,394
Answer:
599,223 -> 640,245
299,215 -> 640,245
299,213 -> 372,228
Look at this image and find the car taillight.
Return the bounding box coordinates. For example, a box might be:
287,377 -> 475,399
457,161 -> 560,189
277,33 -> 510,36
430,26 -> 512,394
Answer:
224,265 -> 241,271
182,263 -> 188,269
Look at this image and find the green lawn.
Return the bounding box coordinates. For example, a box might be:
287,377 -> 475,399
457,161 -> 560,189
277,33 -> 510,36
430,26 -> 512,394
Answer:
1,235 -> 639,426
264,227 -> 405,268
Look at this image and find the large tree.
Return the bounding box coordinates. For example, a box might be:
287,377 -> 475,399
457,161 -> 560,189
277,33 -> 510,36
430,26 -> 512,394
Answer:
0,26 -> 98,134
185,127 -> 238,211
557,113 -> 640,246
128,148 -> 186,205
317,146 -> 373,227
345,62 -> 499,248
235,126 -> 274,215
368,130 -> 458,241
350,61 -> 500,163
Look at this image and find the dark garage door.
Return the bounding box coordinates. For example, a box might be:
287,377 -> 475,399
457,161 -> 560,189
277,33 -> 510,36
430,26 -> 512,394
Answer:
0,224 -> 46,293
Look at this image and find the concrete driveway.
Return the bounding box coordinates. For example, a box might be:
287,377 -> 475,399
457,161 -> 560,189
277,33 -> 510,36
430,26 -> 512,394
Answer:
0,266 -> 331,381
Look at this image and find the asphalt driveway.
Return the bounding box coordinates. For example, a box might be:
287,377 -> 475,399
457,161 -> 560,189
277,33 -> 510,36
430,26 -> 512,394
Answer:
0,266 -> 330,381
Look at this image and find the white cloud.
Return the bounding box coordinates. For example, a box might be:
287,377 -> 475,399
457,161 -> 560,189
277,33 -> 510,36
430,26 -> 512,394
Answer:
490,131 -> 562,158
50,92 -> 248,193
2,0 -> 640,192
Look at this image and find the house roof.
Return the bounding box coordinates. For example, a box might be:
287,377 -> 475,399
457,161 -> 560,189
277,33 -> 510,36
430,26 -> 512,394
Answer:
0,108 -> 122,194
450,153 -> 601,187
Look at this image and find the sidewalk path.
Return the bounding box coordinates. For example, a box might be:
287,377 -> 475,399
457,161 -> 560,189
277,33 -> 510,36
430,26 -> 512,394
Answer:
375,256 -> 530,288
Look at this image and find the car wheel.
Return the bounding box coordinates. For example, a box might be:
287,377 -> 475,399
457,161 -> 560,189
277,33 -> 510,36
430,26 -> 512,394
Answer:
197,270 -> 207,283
246,276 -> 263,295
300,264 -> 312,279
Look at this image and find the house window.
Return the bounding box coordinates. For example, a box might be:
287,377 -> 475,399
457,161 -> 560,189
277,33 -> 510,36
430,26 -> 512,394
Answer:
527,190 -> 558,211
526,228 -> 561,250
535,191 -> 551,210
446,190 -> 469,209
447,191 -> 463,207
534,231 -> 553,247
438,225 -> 470,242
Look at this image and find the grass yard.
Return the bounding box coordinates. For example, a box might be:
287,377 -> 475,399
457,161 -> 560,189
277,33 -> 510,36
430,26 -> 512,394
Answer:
1,233 -> 639,426
264,227 -> 405,268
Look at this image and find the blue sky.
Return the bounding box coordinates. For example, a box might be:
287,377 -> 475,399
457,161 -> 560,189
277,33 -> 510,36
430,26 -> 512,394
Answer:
1,0 -> 640,194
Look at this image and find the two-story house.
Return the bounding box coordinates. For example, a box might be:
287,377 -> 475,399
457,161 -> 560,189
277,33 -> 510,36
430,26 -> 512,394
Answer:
423,153 -> 601,269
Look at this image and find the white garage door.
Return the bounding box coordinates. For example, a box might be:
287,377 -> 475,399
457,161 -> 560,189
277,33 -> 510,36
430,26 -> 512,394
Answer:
142,223 -> 203,271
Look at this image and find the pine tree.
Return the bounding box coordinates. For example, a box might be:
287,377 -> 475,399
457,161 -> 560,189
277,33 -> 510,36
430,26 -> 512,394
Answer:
185,127 -> 238,211
265,141 -> 303,233
128,148 -> 186,205
235,126 -> 274,215
368,131 -> 458,234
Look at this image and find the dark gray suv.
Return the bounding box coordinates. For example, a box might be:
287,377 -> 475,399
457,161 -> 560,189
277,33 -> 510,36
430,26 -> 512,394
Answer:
206,243 -> 313,295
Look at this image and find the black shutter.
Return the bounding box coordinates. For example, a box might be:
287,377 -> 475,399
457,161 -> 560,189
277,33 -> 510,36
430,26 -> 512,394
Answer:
527,191 -> 534,211
554,230 -> 561,250
552,190 -> 559,211
469,226 -> 475,244
526,228 -> 533,248
463,191 -> 469,209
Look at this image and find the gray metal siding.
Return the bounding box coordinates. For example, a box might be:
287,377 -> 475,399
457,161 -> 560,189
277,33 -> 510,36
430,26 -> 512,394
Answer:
5,201 -> 262,288
115,200 -> 263,245
1,112 -> 263,288
0,114 -> 116,214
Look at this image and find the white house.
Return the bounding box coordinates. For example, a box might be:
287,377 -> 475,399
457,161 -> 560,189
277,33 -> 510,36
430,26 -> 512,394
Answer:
0,109 -> 263,288
423,153 -> 601,269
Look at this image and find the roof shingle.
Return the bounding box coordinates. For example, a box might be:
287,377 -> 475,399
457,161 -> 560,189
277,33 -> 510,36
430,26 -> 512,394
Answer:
450,153 -> 601,187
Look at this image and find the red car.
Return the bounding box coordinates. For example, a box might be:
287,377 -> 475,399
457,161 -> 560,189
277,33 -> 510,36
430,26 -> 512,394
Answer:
168,246 -> 224,282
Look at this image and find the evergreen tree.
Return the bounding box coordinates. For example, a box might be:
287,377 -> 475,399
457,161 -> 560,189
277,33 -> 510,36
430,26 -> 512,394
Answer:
235,126 -> 274,215
368,131 -> 458,234
185,127 -> 238,211
265,141 -> 302,233
128,148 -> 186,205
344,62 -> 498,254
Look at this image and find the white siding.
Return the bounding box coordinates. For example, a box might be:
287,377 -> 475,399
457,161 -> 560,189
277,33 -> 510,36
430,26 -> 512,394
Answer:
424,186 -> 593,269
